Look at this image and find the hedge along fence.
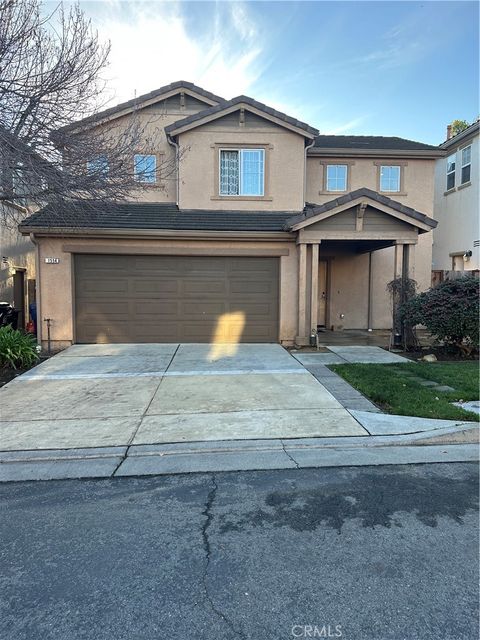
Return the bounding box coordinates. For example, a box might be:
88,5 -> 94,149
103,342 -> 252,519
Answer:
400,276 -> 479,354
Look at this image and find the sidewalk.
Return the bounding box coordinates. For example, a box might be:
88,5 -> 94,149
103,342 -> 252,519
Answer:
1,416 -> 477,482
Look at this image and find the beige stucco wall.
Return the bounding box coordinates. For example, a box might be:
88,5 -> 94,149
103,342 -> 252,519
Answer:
86,93 -> 214,204
306,156 -> 436,214
33,235 -> 298,348
305,155 -> 435,312
433,132 -> 479,271
178,121 -> 306,211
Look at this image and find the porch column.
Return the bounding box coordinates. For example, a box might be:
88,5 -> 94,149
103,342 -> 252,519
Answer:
297,242 -> 307,341
310,242 -> 320,332
394,243 -> 403,280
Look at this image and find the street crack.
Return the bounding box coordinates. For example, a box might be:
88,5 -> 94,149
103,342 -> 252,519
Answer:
201,474 -> 246,639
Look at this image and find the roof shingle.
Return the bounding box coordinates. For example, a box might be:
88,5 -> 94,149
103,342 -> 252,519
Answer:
286,187 -> 437,230
19,201 -> 295,232
310,134 -> 440,152
166,96 -> 319,137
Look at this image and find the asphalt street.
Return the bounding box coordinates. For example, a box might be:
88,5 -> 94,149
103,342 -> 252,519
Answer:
0,463 -> 478,640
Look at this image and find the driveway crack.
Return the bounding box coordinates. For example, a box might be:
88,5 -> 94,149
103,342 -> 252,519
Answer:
201,474 -> 246,639
280,439 -> 300,469
112,344 -> 180,476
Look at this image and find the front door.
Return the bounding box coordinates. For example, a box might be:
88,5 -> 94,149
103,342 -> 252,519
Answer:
317,261 -> 328,327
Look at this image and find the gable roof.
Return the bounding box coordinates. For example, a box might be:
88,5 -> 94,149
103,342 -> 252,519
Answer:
18,201 -> 295,233
286,187 -> 437,232
165,95 -> 319,138
309,135 -> 444,157
59,81 -> 225,133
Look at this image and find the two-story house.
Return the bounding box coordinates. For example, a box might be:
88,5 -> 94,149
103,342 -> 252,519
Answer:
432,120 -> 479,281
19,81 -> 443,348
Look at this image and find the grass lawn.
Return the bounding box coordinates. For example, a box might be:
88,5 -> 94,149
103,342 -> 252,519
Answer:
329,361 -> 479,421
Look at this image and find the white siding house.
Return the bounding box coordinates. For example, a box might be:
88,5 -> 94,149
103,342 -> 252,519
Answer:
433,121 -> 479,276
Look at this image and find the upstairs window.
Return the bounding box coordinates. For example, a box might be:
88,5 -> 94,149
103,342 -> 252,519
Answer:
380,165 -> 401,192
134,154 -> 156,183
219,149 -> 264,196
461,145 -> 471,184
326,165 -> 347,191
446,154 -> 456,190
87,155 -> 109,177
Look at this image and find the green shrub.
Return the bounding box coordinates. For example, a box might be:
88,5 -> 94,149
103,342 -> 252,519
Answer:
0,326 -> 40,369
401,276 -> 479,352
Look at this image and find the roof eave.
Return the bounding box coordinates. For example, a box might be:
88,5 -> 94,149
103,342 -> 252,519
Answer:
20,226 -> 294,240
166,100 -> 318,139
307,147 -> 445,158
58,82 -> 225,134
440,121 -> 480,149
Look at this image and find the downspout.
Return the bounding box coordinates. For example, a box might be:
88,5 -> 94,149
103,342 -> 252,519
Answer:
303,138 -> 316,207
29,233 -> 41,346
167,134 -> 180,206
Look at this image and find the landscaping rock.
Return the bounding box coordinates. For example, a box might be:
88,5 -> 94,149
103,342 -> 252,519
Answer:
422,354 -> 438,362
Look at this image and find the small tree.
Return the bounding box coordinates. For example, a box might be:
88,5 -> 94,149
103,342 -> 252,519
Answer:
450,120 -> 470,136
401,276 -> 479,356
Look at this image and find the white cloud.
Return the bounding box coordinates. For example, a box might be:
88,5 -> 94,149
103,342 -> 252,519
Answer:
86,0 -> 263,105
320,117 -> 366,135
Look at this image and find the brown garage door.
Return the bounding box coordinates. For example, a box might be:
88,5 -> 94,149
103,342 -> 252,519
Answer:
74,254 -> 279,343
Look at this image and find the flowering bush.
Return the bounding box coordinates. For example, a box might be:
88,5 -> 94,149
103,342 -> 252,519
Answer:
400,276 -> 479,353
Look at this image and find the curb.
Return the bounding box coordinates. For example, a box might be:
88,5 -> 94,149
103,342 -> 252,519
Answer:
0,426 -> 478,483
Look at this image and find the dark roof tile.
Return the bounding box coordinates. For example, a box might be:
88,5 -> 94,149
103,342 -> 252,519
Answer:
19,201 -> 296,232
59,81 -> 225,132
286,188 -> 437,230
166,95 -> 318,137
310,134 -> 439,152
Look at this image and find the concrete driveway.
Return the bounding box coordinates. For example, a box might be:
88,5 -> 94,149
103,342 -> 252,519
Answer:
0,343 -> 366,451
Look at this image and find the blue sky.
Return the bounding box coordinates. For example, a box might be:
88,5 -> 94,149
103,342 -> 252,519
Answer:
73,1 -> 478,144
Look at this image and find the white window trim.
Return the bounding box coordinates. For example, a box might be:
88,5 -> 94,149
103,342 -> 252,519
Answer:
461,145 -> 472,185
446,153 -> 456,190
326,164 -> 348,192
380,165 -> 401,192
218,148 -> 265,196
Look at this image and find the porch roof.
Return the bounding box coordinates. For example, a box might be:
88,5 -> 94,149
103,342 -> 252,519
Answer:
286,188 -> 437,233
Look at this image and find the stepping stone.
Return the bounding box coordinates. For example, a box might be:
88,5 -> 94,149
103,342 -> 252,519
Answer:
419,380 -> 439,387
433,385 -> 455,392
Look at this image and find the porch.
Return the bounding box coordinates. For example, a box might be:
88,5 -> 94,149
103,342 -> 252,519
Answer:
291,189 -> 436,346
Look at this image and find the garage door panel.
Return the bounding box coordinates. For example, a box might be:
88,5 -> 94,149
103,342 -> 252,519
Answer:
133,280 -> 179,295
78,279 -> 129,296
75,255 -> 278,343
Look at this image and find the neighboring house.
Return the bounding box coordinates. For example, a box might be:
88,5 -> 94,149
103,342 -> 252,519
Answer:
432,120 -> 479,282
19,81 -> 443,348
0,127 -> 38,329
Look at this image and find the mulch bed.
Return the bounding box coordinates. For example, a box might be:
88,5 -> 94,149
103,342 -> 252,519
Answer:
0,367 -> 27,387
394,346 -> 479,362
0,356 -> 50,388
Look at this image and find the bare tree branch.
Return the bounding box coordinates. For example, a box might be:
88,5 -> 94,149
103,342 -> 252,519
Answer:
0,0 -> 182,227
